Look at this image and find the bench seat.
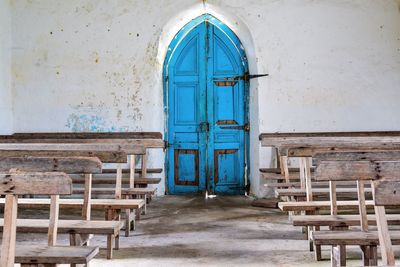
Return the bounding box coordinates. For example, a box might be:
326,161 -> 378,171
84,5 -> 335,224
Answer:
72,177 -> 162,185
0,218 -> 123,235
15,245 -> 99,265
292,214 -> 400,227
0,198 -> 145,210
278,200 -> 376,212
311,230 -> 400,246
73,187 -> 157,196
275,187 -> 372,198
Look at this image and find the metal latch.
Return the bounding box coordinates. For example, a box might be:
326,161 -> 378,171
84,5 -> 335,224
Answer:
220,123 -> 250,131
215,73 -> 269,82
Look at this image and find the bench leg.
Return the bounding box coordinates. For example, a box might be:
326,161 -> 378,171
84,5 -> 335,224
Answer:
115,233 -> 120,250
361,245 -> 371,266
125,209 -> 131,237
331,245 -> 346,267
314,227 -> 322,261
107,234 -> 114,259
143,195 -> 147,215
369,245 -> 377,266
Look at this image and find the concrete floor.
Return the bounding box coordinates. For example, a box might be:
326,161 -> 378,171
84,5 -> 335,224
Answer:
13,195 -> 391,266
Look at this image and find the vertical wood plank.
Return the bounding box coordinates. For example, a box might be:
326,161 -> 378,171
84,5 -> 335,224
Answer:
299,158 -> 306,189
48,195 -> 59,246
82,173 -> 92,220
329,181 -> 337,215
129,155 -> 135,188
141,153 -> 148,178
374,205 -> 395,265
1,195 -> 18,267
357,180 -> 368,232
115,164 -> 122,199
304,157 -> 313,202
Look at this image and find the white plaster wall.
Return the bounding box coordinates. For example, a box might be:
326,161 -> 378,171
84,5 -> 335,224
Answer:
9,0 -> 400,196
0,0 -> 13,134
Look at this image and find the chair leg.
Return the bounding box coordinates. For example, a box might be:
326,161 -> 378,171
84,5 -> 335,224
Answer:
107,234 -> 114,259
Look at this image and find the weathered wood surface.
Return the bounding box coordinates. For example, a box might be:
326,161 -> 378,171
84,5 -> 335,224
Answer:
72,176 -> 162,185
0,219 -> 123,234
278,200 -> 376,211
0,172 -> 72,195
265,180 -> 365,188
311,230 -> 400,246
292,214 -> 400,227
275,187 -> 372,197
5,132 -> 162,139
0,143 -> 146,154
373,180 -> 400,206
0,156 -> 102,174
313,151 -> 400,165
259,131 -> 400,140
0,195 -> 17,267
260,167 -> 315,173
316,161 -> 400,181
288,147 -> 400,157
102,168 -> 163,174
0,150 -> 127,163
73,187 -> 157,195
15,245 -> 99,264
0,198 -> 145,209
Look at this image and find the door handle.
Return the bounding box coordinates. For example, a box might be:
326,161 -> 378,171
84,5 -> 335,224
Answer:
199,122 -> 209,132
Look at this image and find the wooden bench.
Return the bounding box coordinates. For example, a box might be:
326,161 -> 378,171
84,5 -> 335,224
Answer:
0,170 -> 98,267
0,152 -> 140,259
311,151 -> 400,266
259,132 -> 400,261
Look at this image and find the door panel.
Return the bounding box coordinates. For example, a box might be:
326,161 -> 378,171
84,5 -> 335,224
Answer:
166,16 -> 248,194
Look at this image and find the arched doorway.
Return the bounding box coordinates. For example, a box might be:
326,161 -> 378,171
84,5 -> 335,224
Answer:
163,14 -> 249,195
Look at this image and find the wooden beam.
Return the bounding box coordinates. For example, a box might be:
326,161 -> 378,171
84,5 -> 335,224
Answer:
0,150 -> 127,163
6,132 -> 163,139
48,195 -> 59,246
0,156 -> 102,174
259,131 -> 400,140
315,161 -> 400,181
0,143 -> 146,155
313,151 -> 400,165
0,172 -> 72,195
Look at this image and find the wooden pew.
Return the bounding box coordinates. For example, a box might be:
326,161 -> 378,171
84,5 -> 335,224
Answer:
311,151 -> 400,266
0,152 -> 138,259
259,132 -> 400,261
0,143 -> 148,238
0,171 -> 98,267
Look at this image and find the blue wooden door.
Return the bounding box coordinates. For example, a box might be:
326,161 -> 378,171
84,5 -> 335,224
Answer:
165,15 -> 248,195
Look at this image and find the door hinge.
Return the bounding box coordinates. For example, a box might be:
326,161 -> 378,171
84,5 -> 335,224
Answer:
164,140 -> 169,151
215,73 -> 269,82
220,123 -> 250,131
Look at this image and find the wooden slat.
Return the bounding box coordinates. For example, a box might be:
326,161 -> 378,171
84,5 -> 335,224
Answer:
311,230 -> 400,246
0,172 -> 72,195
0,156 -> 102,174
48,195 -> 59,246
292,214 -> 400,227
278,200 -> 376,212
7,132 -> 163,139
0,219 -> 122,234
102,168 -> 162,174
259,131 -> 400,140
72,177 -> 161,185
82,174 -> 92,220
313,151 -> 400,165
0,198 -> 145,209
275,187 -> 372,197
0,150 -> 127,163
0,195 -> 17,267
15,245 -> 99,264
72,187 -> 157,195
0,143 -> 146,154
316,160 -> 400,181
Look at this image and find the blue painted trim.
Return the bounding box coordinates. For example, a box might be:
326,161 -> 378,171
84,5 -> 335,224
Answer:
163,13 -> 250,194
